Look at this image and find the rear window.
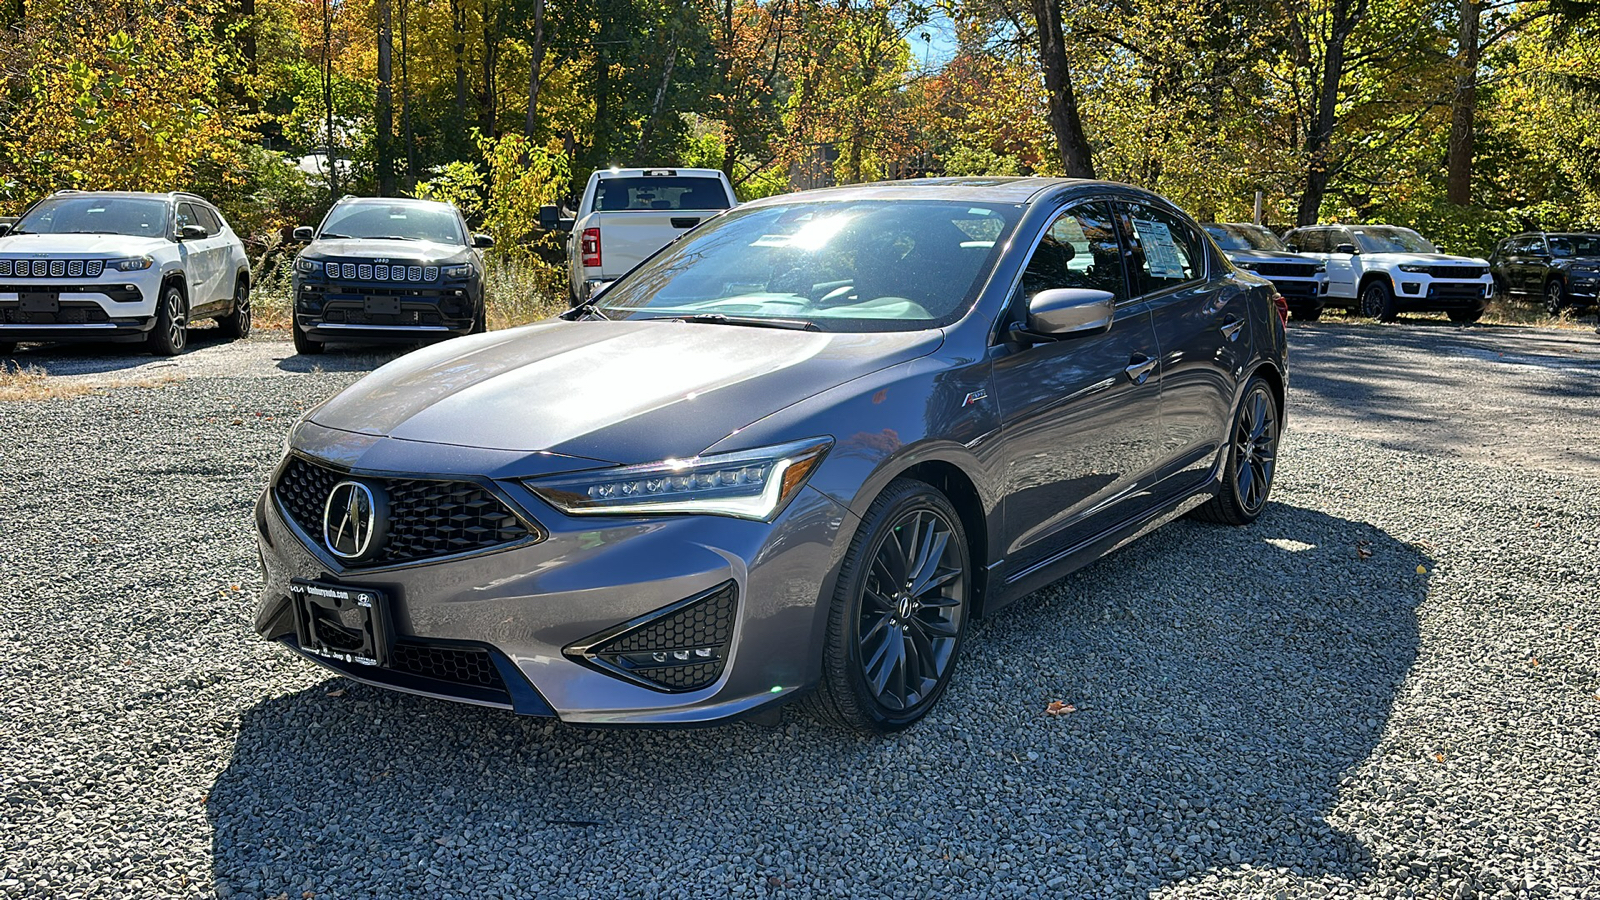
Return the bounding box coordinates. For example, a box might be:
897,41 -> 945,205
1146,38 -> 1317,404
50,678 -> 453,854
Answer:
594,177 -> 731,212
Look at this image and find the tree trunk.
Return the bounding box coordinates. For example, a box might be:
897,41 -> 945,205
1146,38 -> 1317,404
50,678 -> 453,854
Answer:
322,0 -> 338,196
400,0 -> 415,184
1446,0 -> 1480,206
451,0 -> 467,128
637,35 -> 679,157
523,0 -> 546,138
1028,0 -> 1094,178
376,0 -> 395,195
1295,0 -> 1365,225
479,0 -> 499,137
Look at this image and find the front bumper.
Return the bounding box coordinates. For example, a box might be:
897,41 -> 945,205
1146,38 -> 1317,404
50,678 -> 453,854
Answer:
294,276 -> 480,342
1259,274 -> 1327,310
0,275 -> 161,342
1392,275 -> 1493,310
252,427 -> 852,725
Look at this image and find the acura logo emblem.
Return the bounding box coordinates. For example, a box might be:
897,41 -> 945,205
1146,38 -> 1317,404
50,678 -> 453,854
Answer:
323,481 -> 385,561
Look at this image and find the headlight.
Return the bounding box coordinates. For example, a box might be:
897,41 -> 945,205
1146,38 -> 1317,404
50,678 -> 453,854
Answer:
525,438 -> 832,521
442,263 -> 476,279
1235,261 -> 1258,270
1314,263 -> 1327,273
1398,264 -> 1430,274
106,256 -> 154,272
294,258 -> 322,274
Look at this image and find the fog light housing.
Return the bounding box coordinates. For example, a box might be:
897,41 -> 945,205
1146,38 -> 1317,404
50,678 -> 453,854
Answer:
1401,282 -> 1421,295
566,582 -> 737,692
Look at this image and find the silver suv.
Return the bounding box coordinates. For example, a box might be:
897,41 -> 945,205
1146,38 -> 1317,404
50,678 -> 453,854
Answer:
0,191 -> 253,356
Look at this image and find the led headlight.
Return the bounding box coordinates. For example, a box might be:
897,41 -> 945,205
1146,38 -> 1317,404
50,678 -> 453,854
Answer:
526,438 -> 832,521
1314,263 -> 1327,273
442,263 -> 476,279
1398,264 -> 1431,274
1235,261 -> 1258,270
106,256 -> 154,272
294,258 -> 322,274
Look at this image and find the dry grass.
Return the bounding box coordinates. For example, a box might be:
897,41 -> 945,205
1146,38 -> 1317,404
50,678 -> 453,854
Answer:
0,362 -> 185,403
1316,296 -> 1599,330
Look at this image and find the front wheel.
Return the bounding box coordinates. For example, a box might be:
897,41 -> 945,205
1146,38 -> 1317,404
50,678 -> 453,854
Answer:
291,322 -> 324,355
1191,377 -> 1280,526
1358,280 -> 1398,322
471,300 -> 487,334
1448,305 -> 1485,324
810,479 -> 970,734
1291,305 -> 1323,322
217,276 -> 252,340
145,284 -> 188,356
0,342 -> 15,356
1544,280 -> 1565,316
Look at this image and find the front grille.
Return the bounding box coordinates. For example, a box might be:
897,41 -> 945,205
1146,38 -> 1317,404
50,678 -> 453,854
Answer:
273,456 -> 536,566
1271,279 -> 1320,299
0,304 -> 111,325
572,583 -> 738,692
1255,263 -> 1318,277
323,308 -> 445,327
390,642 -> 506,689
0,259 -> 105,278
1427,282 -> 1488,301
325,261 -> 439,283
1428,265 -> 1487,279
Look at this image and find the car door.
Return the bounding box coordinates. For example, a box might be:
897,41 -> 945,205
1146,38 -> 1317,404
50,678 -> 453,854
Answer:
175,202 -> 220,310
991,199 -> 1164,572
1523,235 -> 1550,294
1320,228 -> 1359,299
194,205 -> 230,310
1113,199 -> 1241,492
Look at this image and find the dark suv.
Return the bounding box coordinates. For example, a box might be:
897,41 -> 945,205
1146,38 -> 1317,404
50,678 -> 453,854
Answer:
290,197 -> 492,354
1489,232 -> 1600,315
1202,223 -> 1329,320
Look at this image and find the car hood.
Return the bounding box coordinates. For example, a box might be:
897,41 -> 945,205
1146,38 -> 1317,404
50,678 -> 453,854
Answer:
1226,249 -> 1317,264
302,238 -> 471,264
0,233 -> 170,256
307,319 -> 945,461
1364,252 -> 1489,266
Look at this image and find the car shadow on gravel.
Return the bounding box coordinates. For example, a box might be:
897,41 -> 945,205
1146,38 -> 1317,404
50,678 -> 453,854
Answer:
1,326 -> 239,375
207,503 -> 1425,896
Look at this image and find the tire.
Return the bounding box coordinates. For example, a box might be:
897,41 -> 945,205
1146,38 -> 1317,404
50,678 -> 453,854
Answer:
292,321 -> 325,355
0,342 -> 15,356
1358,279 -> 1398,322
1448,305 -> 1485,324
1544,279 -> 1565,317
1291,305 -> 1323,322
471,300 -> 488,334
145,283 -> 188,357
809,478 -> 971,734
217,276 -> 252,340
1191,377 -> 1280,526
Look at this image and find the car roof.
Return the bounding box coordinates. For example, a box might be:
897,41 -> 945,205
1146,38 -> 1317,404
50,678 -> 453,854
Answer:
1204,222 -> 1270,228
591,167 -> 726,179
740,177 -> 1163,209
48,190 -> 192,203
335,196 -> 456,210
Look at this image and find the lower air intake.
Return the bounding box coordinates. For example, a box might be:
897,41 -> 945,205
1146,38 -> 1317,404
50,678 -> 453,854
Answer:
570,582 -> 738,692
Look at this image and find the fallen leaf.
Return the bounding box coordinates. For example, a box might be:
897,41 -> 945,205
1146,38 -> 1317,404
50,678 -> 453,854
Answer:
1529,658 -> 1539,667
1046,700 -> 1076,716
1416,565 -> 1427,574
1356,541 -> 1374,561
303,892 -> 315,899
326,688 -> 346,698
767,876 -> 785,888
229,418 -> 243,425
1434,751 -> 1446,762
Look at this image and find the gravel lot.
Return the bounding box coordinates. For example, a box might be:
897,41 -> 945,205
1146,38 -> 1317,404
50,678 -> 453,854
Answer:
1,321 -> 1597,899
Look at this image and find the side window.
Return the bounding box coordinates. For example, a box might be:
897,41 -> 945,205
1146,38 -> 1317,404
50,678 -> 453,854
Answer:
1294,230 -> 1325,253
196,206 -> 223,236
1018,201 -> 1129,304
1335,229 -> 1358,252
176,203 -> 201,234
1114,201 -> 1204,295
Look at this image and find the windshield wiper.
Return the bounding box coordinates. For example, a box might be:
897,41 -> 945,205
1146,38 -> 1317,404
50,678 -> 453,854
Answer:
561,299 -> 608,321
664,313 -> 821,332
319,232 -> 352,239
375,235 -> 418,241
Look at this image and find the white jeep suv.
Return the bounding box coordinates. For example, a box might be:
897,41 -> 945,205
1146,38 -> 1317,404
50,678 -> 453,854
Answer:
1284,224 -> 1492,323
0,191 -> 252,356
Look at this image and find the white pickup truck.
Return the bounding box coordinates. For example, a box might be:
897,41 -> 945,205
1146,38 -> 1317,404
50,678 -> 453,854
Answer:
542,168 -> 736,303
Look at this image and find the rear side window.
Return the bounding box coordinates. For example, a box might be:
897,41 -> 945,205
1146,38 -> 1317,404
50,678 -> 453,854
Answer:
1114,201 -> 1204,295
195,206 -> 223,235
1019,201 -> 1129,303
595,177 -> 731,212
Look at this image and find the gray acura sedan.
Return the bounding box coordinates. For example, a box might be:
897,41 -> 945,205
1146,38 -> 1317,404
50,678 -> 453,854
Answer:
252,178 -> 1288,733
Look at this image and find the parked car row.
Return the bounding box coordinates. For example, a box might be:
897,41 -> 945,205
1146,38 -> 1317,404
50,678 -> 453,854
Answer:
1489,232 -> 1600,315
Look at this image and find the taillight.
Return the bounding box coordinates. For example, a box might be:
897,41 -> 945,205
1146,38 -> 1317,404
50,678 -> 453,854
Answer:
1273,293 -> 1289,327
581,228 -> 601,268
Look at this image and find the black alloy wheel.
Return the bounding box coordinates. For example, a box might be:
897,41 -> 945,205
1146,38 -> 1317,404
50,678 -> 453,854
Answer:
218,276 -> 252,340
1192,377 -> 1279,526
146,284 -> 188,356
292,321 -> 325,355
1359,280 -> 1397,322
1545,279 -> 1565,317
812,478 -> 970,733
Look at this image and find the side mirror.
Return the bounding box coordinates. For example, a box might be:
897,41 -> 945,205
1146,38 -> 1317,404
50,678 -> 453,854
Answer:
1285,243 -> 1300,253
1334,242 -> 1358,255
0,224 -> 11,238
1014,288 -> 1116,342
539,205 -> 572,232
293,226 -> 315,242
472,233 -> 495,249
179,224 -> 208,241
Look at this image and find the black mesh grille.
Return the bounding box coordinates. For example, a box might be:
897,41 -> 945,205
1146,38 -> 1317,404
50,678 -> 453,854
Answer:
1429,265 -> 1488,279
390,642 -> 506,689
274,456 -> 535,566
1254,263 -> 1318,277
1273,279 -> 1320,299
323,308 -> 446,326
578,584 -> 738,692
0,304 -> 111,325
1427,282 -> 1488,301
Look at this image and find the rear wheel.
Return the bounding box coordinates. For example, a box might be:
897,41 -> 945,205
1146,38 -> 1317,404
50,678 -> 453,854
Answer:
1544,279 -> 1565,316
1291,305 -> 1323,322
1192,377 -> 1280,526
0,342 -> 15,356
145,284 -> 188,356
292,321 -> 324,355
810,479 -> 970,734
1448,305 -> 1485,324
1358,280 -> 1398,322
217,276 -> 252,340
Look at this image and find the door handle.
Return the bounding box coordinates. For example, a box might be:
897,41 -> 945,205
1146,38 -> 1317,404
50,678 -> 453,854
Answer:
1220,315 -> 1244,341
1125,354 -> 1158,385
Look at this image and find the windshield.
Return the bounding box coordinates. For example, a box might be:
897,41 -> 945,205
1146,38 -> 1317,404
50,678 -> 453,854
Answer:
1203,223 -> 1285,252
594,177 -> 730,212
1353,227 -> 1436,254
12,196 -> 170,238
319,203 -> 464,244
1549,234 -> 1600,258
594,200 -> 1019,332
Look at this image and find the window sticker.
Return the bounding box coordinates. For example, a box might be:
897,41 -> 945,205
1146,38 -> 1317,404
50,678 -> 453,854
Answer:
1132,218 -> 1186,279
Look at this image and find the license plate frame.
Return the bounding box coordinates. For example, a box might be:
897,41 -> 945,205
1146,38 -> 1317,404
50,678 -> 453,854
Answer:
290,579 -> 391,667
364,296 -> 402,316
19,291 -> 59,313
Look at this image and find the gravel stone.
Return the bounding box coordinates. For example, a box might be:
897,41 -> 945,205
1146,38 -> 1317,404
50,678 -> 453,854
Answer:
0,322 -> 1597,898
